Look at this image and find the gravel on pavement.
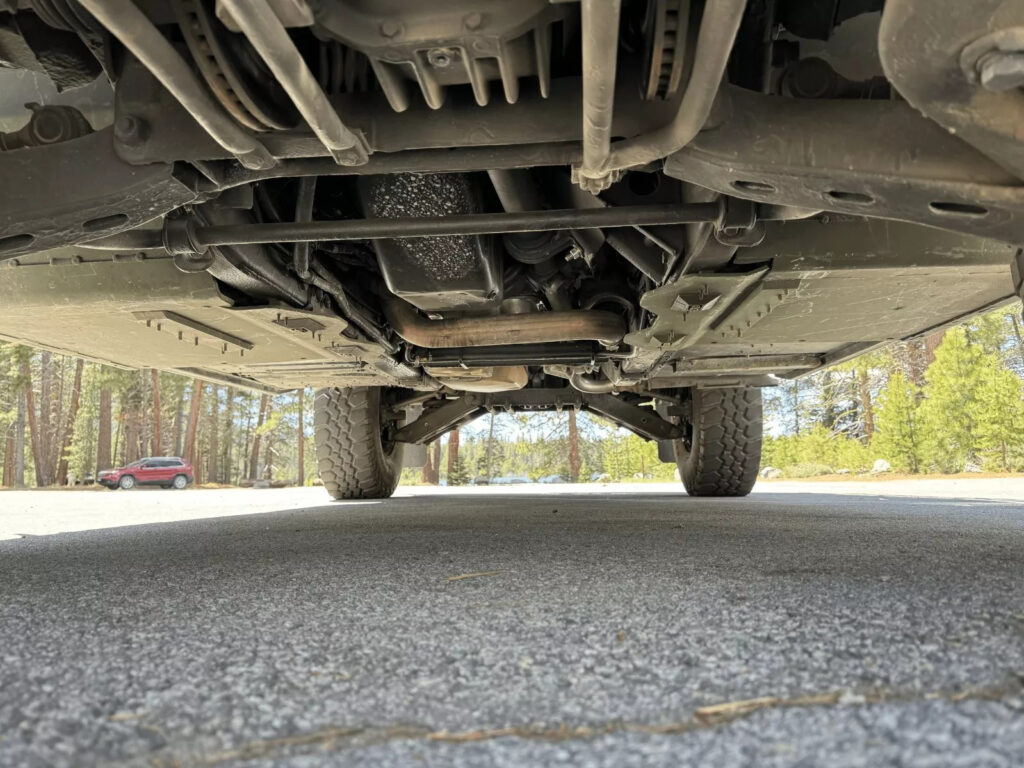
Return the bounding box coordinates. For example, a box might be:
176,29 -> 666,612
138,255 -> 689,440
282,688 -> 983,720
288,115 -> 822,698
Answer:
1,482 -> 1023,767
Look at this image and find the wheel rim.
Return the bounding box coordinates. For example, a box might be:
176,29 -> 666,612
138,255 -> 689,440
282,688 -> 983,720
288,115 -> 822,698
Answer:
121,477 -> 134,489
173,476 -> 186,489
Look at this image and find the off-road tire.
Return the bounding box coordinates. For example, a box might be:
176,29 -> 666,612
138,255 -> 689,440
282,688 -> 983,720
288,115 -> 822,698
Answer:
314,387 -> 403,500
675,387 -> 762,497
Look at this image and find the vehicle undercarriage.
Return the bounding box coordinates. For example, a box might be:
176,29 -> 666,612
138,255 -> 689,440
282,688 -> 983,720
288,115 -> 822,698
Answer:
1,0 -> 1022,497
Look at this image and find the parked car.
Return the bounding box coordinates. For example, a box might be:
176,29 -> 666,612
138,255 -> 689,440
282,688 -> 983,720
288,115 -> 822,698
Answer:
97,457 -> 194,490
491,476 -> 533,485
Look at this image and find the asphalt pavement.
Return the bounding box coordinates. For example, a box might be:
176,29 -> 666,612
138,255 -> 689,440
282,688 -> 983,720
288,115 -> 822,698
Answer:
1,482 -> 1023,767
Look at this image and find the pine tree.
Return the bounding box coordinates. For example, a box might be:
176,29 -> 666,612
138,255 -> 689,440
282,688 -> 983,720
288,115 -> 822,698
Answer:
872,370 -> 922,473
151,369 -> 163,455
1008,311 -> 1024,376
447,457 -> 467,486
296,388 -> 305,486
183,378 -> 204,470
975,362 -> 1024,471
248,393 -> 269,479
0,343 -> 17,486
916,328 -> 986,472
97,381 -> 112,471
67,363 -> 99,481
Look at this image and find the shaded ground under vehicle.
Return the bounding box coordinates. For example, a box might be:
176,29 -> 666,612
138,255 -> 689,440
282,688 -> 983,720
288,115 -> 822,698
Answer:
1,0 -> 1023,500
97,457 -> 194,490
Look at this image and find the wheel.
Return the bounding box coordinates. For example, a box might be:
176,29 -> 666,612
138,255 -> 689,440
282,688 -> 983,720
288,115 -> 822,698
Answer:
314,386 -> 403,500
171,474 -> 188,490
675,387 -> 763,497
118,474 -> 136,490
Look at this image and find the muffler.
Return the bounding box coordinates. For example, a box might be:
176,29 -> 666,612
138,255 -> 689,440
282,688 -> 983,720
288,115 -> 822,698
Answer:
383,297 -> 625,348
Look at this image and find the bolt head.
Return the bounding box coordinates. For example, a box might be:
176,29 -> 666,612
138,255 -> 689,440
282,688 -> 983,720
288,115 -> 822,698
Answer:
335,148 -> 368,166
463,11 -> 483,30
978,50 -> 1024,91
379,20 -> 401,38
427,47 -> 459,68
31,109 -> 67,144
114,115 -> 146,145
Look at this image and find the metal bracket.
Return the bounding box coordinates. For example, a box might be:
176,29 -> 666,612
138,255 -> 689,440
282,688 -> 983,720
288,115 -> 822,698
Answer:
880,0 -> 1024,182
961,28 -> 1024,91
625,266 -> 770,350
393,396 -> 485,444
393,388 -> 682,444
78,0 -> 277,171
0,128 -> 197,260
585,393 -> 683,441
163,218 -> 214,273
666,87 -> 1024,245
714,198 -> 766,247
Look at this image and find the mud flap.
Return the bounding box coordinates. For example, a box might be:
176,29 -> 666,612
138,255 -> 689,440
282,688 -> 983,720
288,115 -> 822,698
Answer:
655,400 -> 677,463
398,403 -> 428,468
402,443 -> 428,469
657,440 -> 676,464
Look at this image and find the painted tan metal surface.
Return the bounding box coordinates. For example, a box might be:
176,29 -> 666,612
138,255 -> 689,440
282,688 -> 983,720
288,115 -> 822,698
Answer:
0,253 -> 395,390
0,216 -> 1018,390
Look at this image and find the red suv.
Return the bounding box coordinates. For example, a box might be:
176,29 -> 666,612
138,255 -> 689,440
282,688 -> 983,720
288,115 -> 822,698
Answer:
97,457 -> 194,490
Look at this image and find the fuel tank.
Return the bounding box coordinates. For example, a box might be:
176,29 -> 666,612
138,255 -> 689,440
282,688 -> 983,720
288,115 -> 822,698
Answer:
358,173 -> 502,312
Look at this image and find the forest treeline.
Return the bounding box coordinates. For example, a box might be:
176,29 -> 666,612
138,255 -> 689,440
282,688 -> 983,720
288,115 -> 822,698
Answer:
0,350 -> 312,487
760,302 -> 1024,476
2,302 -> 1023,488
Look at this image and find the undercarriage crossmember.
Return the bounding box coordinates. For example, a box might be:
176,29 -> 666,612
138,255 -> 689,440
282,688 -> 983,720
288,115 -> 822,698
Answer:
392,388 -> 683,445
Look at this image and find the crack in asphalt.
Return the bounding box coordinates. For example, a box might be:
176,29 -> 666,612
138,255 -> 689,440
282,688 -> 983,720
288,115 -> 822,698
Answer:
147,678 -> 1024,767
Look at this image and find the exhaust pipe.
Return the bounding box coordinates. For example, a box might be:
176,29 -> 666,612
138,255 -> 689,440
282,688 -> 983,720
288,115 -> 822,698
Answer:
383,298 -> 626,348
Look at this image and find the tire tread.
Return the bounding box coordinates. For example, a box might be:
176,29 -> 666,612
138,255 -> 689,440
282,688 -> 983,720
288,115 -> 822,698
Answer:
677,388 -> 762,497
313,387 -> 401,500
